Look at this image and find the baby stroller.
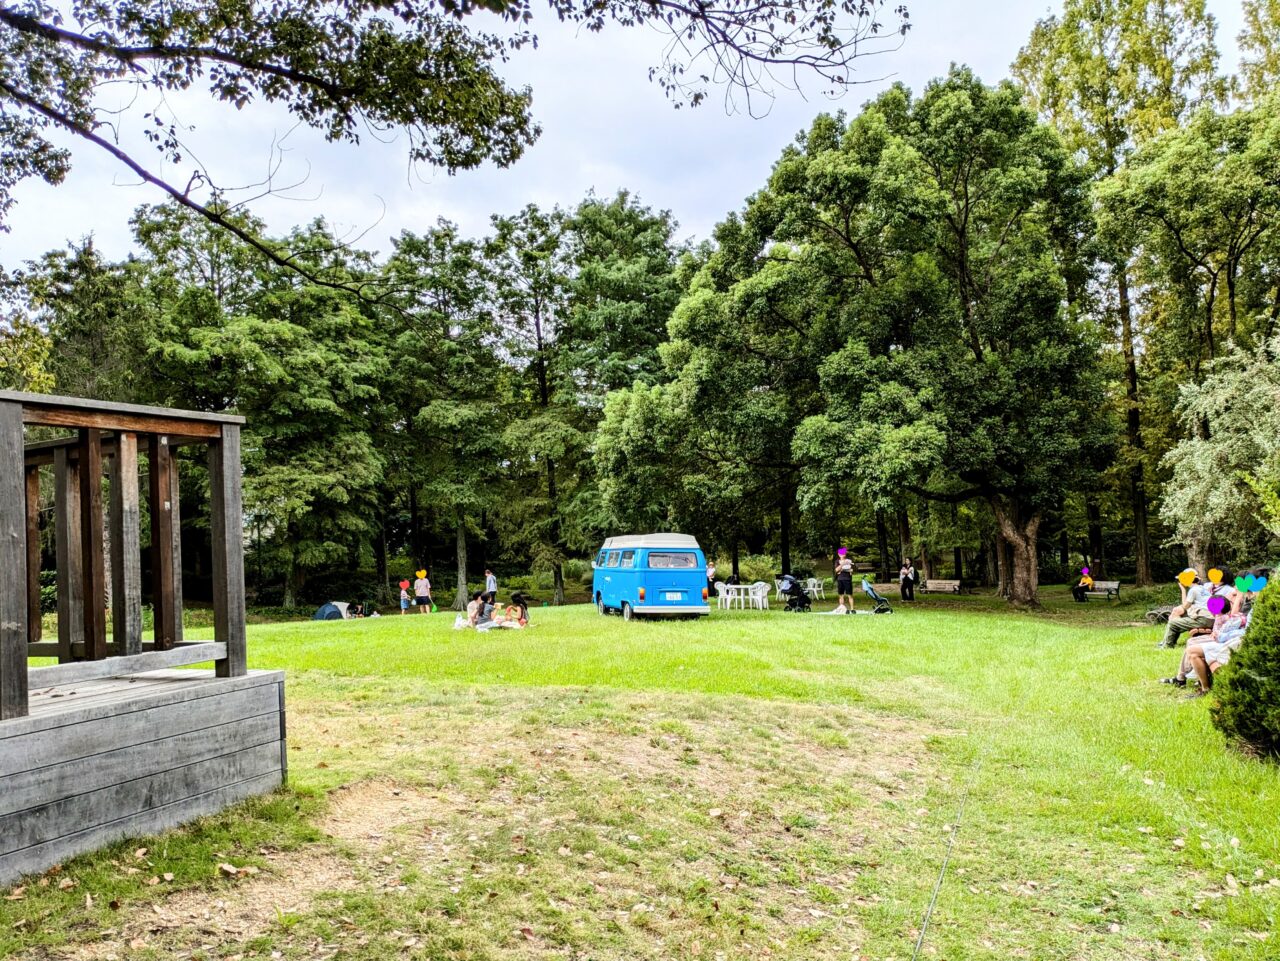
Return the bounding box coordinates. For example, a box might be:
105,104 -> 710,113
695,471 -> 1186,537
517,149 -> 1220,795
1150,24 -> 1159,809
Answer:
780,574 -> 811,613
861,578 -> 893,614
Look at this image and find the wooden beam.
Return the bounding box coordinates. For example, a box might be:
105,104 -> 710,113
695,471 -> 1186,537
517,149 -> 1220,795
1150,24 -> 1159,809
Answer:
148,435 -> 176,651
209,425 -> 247,678
169,453 -> 184,644
0,388 -> 244,425
26,642 -> 228,686
53,448 -> 84,663
0,402 -> 28,719
25,466 -> 40,645
108,433 -> 143,655
78,429 -> 107,661
23,408 -> 222,438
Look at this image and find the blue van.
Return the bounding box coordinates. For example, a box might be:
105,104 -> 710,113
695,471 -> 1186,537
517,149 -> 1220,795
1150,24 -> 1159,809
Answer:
592,534 -> 710,620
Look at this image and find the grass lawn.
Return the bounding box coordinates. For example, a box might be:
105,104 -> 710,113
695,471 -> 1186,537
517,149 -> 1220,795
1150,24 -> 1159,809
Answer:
4,587 -> 1279,960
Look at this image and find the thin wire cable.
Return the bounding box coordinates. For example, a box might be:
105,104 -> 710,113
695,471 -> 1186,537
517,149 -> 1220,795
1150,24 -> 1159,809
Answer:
909,753 -> 984,961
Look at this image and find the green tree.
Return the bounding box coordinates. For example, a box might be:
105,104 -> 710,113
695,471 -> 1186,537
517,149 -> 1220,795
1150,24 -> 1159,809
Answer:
0,308 -> 52,392
20,240 -> 151,401
128,203 -> 388,604
564,192 -> 682,403
1238,0 -> 1280,102
783,69 -> 1101,605
1158,335 -> 1280,564
1212,581 -> 1280,757
385,221 -> 506,609
487,204 -> 584,604
1011,0 -> 1227,586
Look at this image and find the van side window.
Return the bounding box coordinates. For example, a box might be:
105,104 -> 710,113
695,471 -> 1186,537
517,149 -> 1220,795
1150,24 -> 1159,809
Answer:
596,552 -> 606,567
648,552 -> 697,569
620,550 -> 636,569
606,551 -> 621,567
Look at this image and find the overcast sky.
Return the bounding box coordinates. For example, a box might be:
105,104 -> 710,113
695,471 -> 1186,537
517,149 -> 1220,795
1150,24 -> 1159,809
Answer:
0,0 -> 1248,266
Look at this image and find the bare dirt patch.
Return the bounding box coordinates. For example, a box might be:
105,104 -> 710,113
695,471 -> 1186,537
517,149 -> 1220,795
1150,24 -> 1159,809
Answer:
46,848 -> 359,961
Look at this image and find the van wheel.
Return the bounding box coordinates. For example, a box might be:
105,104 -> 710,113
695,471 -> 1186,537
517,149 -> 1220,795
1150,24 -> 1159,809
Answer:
597,595 -> 607,616
622,602 -> 634,622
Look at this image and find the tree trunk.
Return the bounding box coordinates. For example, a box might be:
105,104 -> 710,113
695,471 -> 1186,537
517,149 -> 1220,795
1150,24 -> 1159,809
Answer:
731,541 -> 740,579
953,547 -> 964,582
374,501 -> 388,594
408,485 -> 422,566
1086,502 -> 1105,578
779,492 -> 792,575
553,563 -> 565,606
994,530 -> 1009,598
991,499 -> 1042,606
1118,266 -> 1154,587
875,510 -> 891,581
1058,525 -> 1068,566
1185,537 -> 1211,574
896,508 -> 910,566
453,507 -> 468,611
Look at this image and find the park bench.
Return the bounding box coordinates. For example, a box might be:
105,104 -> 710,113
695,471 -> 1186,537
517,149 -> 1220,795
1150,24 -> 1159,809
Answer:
919,578 -> 961,594
1084,579 -> 1121,600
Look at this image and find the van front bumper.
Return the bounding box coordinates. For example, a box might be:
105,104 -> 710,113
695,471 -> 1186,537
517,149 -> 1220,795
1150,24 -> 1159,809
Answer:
632,605 -> 710,616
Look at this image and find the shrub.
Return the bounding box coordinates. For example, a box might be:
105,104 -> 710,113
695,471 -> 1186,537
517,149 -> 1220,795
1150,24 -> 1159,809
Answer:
1211,583 -> 1280,757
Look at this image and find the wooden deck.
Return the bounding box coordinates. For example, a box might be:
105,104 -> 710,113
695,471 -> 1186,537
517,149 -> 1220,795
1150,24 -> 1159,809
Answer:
0,669 -> 285,886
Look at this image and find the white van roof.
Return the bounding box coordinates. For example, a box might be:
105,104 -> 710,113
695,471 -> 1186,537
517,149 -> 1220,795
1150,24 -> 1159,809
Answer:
601,533 -> 702,550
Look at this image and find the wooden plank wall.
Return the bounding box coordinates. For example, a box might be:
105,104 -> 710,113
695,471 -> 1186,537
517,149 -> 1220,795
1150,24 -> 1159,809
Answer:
0,670 -> 285,885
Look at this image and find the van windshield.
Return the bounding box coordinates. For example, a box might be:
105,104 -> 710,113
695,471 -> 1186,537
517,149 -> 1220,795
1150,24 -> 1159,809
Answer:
648,552 -> 697,569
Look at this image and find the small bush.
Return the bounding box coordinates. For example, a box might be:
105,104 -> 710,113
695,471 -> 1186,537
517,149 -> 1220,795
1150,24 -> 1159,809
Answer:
1211,583 -> 1280,757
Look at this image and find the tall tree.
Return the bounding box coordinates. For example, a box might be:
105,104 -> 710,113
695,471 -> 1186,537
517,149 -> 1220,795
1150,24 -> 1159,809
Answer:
385,221 -> 505,609
487,204 -> 583,604
785,69 -> 1101,605
1238,0 -> 1280,102
1011,0 -> 1226,586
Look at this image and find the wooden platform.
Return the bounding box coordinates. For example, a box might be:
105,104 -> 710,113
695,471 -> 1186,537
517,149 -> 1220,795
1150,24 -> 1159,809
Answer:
0,669 -> 285,886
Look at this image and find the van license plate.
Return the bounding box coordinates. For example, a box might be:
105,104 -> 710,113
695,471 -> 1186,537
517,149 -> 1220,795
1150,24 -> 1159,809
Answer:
665,592 -> 682,601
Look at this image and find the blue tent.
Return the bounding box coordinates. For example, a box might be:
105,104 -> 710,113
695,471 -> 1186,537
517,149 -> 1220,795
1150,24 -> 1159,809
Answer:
312,602 -> 344,621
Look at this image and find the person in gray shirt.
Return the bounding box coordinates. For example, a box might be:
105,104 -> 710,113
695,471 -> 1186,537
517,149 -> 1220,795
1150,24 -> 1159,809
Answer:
484,568 -> 498,601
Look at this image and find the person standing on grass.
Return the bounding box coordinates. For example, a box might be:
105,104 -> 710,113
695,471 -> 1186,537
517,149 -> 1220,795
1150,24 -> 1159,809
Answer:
834,549 -> 855,613
484,568 -> 498,602
414,571 -> 432,613
899,559 -> 917,602
706,560 -> 717,598
399,583 -> 410,615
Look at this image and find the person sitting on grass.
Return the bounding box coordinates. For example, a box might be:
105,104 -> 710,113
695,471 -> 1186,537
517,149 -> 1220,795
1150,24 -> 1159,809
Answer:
466,591 -> 490,628
508,592 -> 530,627
1072,569 -> 1093,602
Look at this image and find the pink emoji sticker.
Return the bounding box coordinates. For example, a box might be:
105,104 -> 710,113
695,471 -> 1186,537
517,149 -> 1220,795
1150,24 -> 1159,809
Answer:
1206,596 -> 1227,615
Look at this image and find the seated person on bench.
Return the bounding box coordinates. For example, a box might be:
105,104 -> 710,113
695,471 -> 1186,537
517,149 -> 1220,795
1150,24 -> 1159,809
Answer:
1072,570 -> 1093,602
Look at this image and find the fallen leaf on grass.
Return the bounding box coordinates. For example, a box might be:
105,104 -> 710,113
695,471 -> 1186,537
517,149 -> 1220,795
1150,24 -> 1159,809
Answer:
84,893 -> 93,910
162,873 -> 174,882
4,887 -> 24,901
134,848 -> 148,860
57,878 -> 76,891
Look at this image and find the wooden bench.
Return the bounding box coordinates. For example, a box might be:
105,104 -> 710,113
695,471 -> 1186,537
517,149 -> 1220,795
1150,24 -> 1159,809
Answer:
919,579 -> 961,594
1083,580 -> 1121,600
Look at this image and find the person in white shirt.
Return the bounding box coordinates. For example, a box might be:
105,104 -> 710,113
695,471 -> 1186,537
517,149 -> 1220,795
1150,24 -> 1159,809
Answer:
413,573 -> 432,614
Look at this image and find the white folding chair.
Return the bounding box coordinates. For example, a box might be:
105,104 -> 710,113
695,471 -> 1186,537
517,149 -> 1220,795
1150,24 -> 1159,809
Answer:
804,577 -> 822,599
714,581 -> 729,609
774,578 -> 785,600
751,582 -> 770,610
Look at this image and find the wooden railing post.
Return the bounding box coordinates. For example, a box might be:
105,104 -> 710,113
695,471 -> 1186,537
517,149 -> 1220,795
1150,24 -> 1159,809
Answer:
148,435 -> 176,651
0,401 -> 29,719
210,425 -> 246,677
78,428 -> 107,661
25,466 -> 41,644
108,432 -> 143,655
169,455 -> 184,644
53,447 -> 84,663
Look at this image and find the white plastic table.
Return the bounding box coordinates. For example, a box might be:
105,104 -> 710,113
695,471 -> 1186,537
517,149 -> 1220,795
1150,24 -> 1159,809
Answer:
720,584 -> 752,609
